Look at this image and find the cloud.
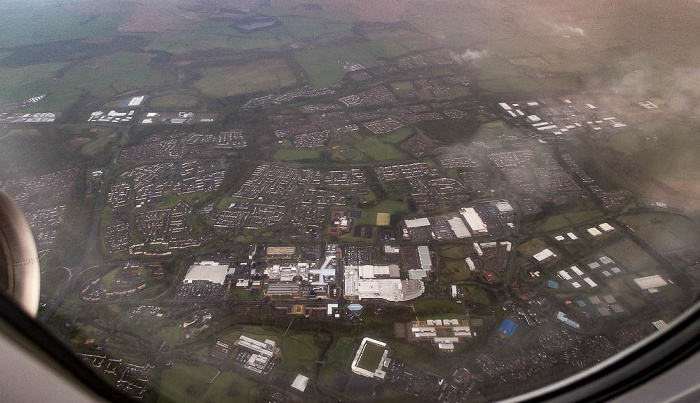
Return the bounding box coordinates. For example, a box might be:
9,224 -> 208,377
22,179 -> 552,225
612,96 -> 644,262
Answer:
460,49 -> 489,61
541,20 -> 586,37
611,66 -> 700,116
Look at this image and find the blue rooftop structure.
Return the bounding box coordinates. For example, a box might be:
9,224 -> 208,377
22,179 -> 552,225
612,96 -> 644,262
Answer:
498,319 -> 518,337
547,280 -> 559,289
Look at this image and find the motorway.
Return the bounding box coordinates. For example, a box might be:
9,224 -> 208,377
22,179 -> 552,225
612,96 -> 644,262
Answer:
39,125 -> 132,324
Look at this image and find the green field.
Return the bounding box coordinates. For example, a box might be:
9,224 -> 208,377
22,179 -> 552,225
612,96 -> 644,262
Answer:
81,133 -> 115,157
158,363 -> 218,403
0,62 -> 69,101
47,52 -> 163,106
0,129 -> 39,140
354,200 -> 408,226
603,237 -> 660,274
356,342 -> 385,372
439,244 -> 468,259
326,337 -> 355,368
618,213 -> 700,255
199,372 -> 261,403
382,127 -> 414,144
281,334 -> 319,372
273,148 -> 320,161
100,267 -> 120,289
148,93 -> 202,109
538,210 -> 605,232
440,259 -> 470,283
193,58 -> 296,97
0,7 -> 130,48
146,20 -> 293,54
355,137 -> 406,161
413,298 -> 466,319
295,41 -> 407,88
465,285 -> 491,305
279,16 -> 353,39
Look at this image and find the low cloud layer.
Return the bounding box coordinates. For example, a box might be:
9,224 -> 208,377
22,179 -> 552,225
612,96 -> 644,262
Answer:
460,49 -> 489,61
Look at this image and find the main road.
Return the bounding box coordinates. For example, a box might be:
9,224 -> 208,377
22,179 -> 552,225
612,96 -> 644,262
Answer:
39,124 -> 132,323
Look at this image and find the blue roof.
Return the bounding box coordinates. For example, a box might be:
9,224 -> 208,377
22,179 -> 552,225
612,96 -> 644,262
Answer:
498,319 -> 518,337
576,300 -> 587,307
347,303 -> 363,311
547,280 -> 559,289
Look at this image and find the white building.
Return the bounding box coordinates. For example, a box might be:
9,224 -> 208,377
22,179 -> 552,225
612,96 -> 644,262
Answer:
459,207 -> 488,234
183,261 -> 233,284
634,275 -> 668,291
533,248 -> 556,262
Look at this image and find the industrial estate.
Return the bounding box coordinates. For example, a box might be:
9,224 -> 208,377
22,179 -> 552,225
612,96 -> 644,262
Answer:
1,0 -> 700,402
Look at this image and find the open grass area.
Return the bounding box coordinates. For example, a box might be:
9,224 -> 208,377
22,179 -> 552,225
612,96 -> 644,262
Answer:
199,372 -> 261,403
273,148 -> 320,161
295,40 -> 406,88
538,209 -> 605,232
355,137 -> 406,161
0,6 -> 129,48
101,206 -> 115,227
193,58 -> 296,97
440,259 -> 470,283
148,93 -> 203,109
157,363 -> 218,403
618,213 -> 700,255
465,285 -> 491,305
439,244 -> 468,259
55,52 -> 163,100
354,200 -> 408,226
326,337 -> 355,368
413,298 -> 465,319
100,267 -> 120,289
603,237 -> 660,274
356,341 -> 385,372
145,20 -> 292,54
279,16 -> 353,39
81,133 -> 115,157
0,129 -> 39,140
281,334 -> 318,371
0,62 -> 69,102
382,127 -> 414,144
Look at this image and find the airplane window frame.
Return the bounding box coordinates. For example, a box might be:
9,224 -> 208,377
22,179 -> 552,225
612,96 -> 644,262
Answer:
0,288 -> 699,402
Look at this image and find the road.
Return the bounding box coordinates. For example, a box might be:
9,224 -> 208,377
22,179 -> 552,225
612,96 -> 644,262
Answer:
39,125 -> 132,324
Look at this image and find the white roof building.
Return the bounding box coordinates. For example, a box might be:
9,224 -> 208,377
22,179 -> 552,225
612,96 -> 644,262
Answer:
634,275 -> 668,290
418,246 -> 432,271
183,261 -> 233,284
599,223 -> 615,232
459,208 -> 488,234
448,217 -> 471,238
533,248 -> 556,262
291,374 -> 309,392
405,218 -> 431,228
587,227 -> 602,237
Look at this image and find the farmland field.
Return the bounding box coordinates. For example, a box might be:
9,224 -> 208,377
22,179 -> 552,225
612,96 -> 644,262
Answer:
273,148 -> 320,161
355,137 -> 406,161
0,6 -> 130,48
603,237 -> 660,274
618,213 -> 700,255
193,59 -> 296,97
148,93 -> 203,109
158,364 -> 218,403
145,20 -> 293,54
0,62 -> 69,102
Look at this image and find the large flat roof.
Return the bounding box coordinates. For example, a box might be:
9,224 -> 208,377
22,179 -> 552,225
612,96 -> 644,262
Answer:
183,262 -> 232,284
